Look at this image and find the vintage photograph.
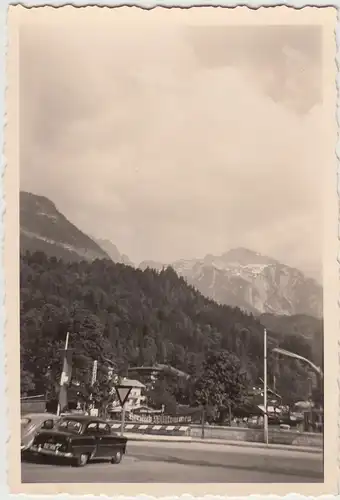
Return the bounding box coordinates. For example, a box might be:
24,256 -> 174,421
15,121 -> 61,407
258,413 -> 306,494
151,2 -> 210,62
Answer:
5,5 -> 338,496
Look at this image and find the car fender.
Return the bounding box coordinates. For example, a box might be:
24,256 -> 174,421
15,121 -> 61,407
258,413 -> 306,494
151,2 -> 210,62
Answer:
69,439 -> 97,457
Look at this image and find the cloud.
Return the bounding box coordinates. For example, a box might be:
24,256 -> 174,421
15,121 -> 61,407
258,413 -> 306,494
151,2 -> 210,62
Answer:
186,25 -> 322,114
20,20 -> 323,280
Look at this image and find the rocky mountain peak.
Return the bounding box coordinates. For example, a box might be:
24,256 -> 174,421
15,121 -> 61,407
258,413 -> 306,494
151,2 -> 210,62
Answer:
219,247 -> 277,266
20,191 -> 58,218
170,249 -> 322,318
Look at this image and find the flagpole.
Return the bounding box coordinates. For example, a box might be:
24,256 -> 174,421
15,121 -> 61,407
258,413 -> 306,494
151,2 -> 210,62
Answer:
57,332 -> 70,416
64,331 -> 70,351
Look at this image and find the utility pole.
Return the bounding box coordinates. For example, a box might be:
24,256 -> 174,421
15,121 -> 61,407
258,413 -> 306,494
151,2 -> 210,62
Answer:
264,328 -> 269,445
308,377 -> 313,431
89,360 -> 98,414
201,405 -> 206,439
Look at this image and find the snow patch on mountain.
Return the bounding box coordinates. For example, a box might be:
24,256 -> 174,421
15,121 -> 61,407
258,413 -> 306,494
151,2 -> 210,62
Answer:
138,248 -> 322,318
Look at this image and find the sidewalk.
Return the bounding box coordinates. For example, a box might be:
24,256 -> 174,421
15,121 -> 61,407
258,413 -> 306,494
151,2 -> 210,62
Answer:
124,432 -> 192,442
125,432 -> 322,453
191,437 -> 323,454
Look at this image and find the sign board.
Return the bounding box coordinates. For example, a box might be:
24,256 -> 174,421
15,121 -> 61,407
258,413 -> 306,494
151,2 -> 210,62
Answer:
90,408 -> 99,417
115,385 -> 133,407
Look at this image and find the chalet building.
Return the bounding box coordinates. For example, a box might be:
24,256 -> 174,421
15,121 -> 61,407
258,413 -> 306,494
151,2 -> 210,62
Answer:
109,378 -> 147,412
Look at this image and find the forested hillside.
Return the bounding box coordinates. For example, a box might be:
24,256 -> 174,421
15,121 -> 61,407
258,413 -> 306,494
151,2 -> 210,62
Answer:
20,251 -> 321,406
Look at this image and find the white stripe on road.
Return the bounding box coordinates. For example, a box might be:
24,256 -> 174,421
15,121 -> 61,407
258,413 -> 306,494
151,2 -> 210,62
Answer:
152,425 -> 162,430
125,424 -> 135,429
138,425 -> 149,430
166,426 -> 175,431
179,426 -> 189,431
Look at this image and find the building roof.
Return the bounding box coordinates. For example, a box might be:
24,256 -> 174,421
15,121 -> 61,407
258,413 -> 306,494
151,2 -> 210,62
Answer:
121,378 -> 145,389
128,364 -> 189,379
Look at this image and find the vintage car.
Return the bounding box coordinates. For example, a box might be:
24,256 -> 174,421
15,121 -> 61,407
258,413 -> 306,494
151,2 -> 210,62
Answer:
30,415 -> 128,466
21,413 -> 60,452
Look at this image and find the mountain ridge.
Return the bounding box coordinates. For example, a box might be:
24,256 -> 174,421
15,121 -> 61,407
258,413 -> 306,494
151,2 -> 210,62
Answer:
139,250 -> 322,319
94,237 -> 134,266
20,191 -> 322,318
20,191 -> 111,262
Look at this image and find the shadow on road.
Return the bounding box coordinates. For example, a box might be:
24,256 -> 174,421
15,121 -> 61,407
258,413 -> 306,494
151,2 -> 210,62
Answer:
21,452 -> 112,467
130,452 -> 324,482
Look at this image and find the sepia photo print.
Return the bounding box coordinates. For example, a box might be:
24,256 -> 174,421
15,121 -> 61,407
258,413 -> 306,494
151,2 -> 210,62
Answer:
4,5 -> 338,496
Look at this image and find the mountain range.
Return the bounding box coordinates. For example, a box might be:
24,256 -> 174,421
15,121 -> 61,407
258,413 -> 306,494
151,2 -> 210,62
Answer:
93,237 -> 134,266
139,250 -> 322,318
164,249 -> 322,318
20,191 -> 323,319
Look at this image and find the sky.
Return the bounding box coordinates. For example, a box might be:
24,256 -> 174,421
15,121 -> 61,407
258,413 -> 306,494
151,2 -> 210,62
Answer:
20,18 -> 324,281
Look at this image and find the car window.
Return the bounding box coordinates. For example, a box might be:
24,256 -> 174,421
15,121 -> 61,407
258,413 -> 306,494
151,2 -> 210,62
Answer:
41,419 -> 55,430
98,422 -> 111,434
57,419 -> 82,434
84,422 -> 98,434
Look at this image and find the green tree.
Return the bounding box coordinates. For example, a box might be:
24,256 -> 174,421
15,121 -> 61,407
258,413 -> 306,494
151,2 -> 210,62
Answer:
312,384 -> 324,409
75,372 -> 119,418
273,361 -> 309,407
145,373 -> 178,414
20,368 -> 35,396
193,350 -> 249,423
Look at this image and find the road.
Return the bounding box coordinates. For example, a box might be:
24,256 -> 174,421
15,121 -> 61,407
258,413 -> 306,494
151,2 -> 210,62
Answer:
22,441 -> 323,483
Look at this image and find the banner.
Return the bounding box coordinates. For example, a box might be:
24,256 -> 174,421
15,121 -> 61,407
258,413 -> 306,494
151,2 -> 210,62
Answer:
127,412 -> 192,424
58,349 -> 73,412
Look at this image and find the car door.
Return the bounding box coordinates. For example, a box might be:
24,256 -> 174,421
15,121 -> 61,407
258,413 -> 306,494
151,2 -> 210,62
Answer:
96,422 -> 115,458
83,421 -> 99,456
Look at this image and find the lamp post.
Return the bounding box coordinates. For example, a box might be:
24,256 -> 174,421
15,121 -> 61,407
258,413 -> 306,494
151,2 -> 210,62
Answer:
263,328 -> 269,445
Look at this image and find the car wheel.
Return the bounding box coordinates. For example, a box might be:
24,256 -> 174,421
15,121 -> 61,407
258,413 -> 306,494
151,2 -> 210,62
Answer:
74,453 -> 89,467
111,450 -> 122,464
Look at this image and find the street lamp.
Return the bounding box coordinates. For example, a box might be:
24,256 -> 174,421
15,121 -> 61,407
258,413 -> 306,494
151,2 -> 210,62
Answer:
272,346 -> 323,428
272,347 -> 323,378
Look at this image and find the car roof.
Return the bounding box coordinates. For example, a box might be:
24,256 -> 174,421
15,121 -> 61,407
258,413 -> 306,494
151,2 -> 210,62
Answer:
21,413 -> 59,420
22,413 -> 58,418
61,415 -> 108,424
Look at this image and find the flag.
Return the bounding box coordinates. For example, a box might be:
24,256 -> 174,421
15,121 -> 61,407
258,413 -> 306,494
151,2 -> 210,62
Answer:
58,348 -> 73,412
91,360 -> 98,386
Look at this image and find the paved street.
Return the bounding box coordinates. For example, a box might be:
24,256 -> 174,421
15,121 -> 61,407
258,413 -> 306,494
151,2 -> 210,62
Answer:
21,440 -> 323,483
